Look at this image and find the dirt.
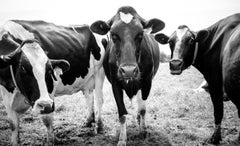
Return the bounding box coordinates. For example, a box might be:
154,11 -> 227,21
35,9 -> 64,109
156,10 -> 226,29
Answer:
0,63 -> 240,146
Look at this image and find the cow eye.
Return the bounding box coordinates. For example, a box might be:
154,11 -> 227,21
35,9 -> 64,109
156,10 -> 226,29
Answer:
48,68 -> 53,75
111,33 -> 120,42
189,38 -> 194,45
21,66 -> 26,73
135,33 -> 143,41
168,40 -> 174,47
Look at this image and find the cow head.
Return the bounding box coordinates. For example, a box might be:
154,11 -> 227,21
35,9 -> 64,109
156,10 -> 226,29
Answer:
91,6 -> 165,83
155,25 -> 209,75
0,36 -> 70,115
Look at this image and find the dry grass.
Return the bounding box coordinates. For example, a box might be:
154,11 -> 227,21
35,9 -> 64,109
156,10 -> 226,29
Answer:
0,63 -> 239,146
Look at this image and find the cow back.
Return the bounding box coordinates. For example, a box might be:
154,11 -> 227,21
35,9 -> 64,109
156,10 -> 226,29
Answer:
11,20 -> 100,85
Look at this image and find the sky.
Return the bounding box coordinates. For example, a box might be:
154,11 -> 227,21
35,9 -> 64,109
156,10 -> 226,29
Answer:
0,0 -> 239,54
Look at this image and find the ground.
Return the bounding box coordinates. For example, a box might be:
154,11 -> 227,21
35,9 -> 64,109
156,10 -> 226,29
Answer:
0,63 -> 240,146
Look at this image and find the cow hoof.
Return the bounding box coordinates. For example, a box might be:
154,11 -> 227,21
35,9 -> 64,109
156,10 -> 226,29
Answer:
223,94 -> 230,102
11,142 -> 19,146
207,134 -> 222,145
237,134 -> 240,142
82,118 -> 95,128
46,138 -> 54,146
139,130 -> 147,139
97,120 -> 104,134
117,141 -> 126,146
137,114 -> 140,125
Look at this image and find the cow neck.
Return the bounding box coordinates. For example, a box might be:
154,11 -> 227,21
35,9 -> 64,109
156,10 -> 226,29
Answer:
10,64 -> 31,105
191,42 -> 199,65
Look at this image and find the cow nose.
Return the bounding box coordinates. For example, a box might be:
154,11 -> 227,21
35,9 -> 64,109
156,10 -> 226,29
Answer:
169,59 -> 183,74
119,64 -> 139,78
37,101 -> 54,114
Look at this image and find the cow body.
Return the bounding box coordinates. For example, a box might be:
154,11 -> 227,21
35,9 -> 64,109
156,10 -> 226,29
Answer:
155,13 -> 240,144
91,6 -> 165,145
0,20 -> 105,145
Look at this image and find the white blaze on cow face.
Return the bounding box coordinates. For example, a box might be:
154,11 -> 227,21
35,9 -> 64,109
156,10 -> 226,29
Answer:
21,42 -> 53,115
173,27 -> 189,59
120,12 -> 134,24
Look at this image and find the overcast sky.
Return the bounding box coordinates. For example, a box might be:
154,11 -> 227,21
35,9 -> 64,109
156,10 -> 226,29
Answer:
0,0 -> 239,54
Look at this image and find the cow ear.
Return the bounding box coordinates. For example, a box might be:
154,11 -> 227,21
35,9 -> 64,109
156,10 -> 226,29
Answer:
50,59 -> 70,73
0,55 -> 11,68
144,19 -> 165,34
155,33 -> 169,44
90,20 -> 110,35
196,30 -> 209,43
101,38 -> 108,50
0,49 -> 21,68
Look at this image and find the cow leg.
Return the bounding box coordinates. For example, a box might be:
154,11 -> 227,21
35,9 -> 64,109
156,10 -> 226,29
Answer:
41,113 -> 54,145
137,80 -> 151,138
208,92 -> 223,144
6,107 -> 20,146
83,90 -> 95,127
94,67 -> 105,133
136,91 -> 146,138
1,88 -> 20,146
112,83 -> 127,146
118,115 -> 127,146
236,105 -> 240,142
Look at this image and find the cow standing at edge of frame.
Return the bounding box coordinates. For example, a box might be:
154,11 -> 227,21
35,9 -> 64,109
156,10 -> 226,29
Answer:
0,20 -> 106,145
155,13 -> 240,144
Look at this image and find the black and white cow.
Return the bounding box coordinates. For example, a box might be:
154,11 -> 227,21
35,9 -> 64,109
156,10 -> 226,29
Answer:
0,36 -> 69,145
91,6 -> 165,146
0,20 -> 105,145
155,13 -> 240,144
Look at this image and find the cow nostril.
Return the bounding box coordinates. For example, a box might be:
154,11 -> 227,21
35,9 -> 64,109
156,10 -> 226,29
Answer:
119,67 -> 126,75
37,103 -> 44,110
119,65 -> 139,78
121,67 -> 125,73
37,101 -> 54,114
133,66 -> 139,75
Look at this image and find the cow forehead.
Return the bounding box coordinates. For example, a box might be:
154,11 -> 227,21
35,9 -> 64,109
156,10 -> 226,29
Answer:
176,27 -> 189,41
119,12 -> 134,24
112,17 -> 142,36
22,43 -> 48,67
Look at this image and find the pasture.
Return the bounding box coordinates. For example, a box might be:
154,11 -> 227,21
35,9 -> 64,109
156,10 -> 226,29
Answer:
0,63 -> 239,146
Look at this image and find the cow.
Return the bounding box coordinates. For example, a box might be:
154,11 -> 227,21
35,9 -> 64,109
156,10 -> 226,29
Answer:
154,13 -> 240,144
90,6 -> 165,146
0,20 -> 105,145
0,37 -> 70,145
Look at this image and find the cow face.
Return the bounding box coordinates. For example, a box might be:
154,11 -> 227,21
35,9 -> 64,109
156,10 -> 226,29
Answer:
91,6 -> 165,83
155,25 -> 208,75
0,39 -> 70,115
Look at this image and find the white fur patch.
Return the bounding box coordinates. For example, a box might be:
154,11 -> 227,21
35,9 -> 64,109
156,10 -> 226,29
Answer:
0,21 -> 34,41
176,27 -> 188,41
22,42 -> 52,114
52,34 -> 106,97
22,43 -> 49,99
120,12 -> 134,24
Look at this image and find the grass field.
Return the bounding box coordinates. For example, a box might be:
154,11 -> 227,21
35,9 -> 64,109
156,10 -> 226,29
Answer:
0,63 -> 239,146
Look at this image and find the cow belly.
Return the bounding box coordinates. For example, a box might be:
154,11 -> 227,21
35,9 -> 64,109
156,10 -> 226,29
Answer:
53,71 -> 95,96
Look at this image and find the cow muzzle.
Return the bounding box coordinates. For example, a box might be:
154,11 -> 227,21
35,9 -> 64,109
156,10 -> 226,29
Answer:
169,59 -> 183,75
118,64 -> 140,81
32,99 -> 54,115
